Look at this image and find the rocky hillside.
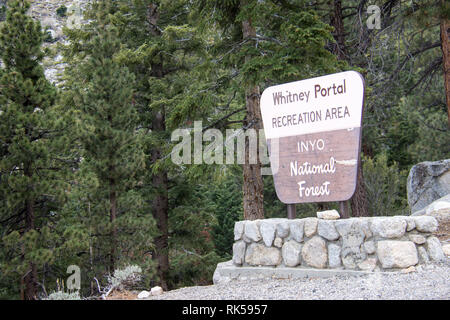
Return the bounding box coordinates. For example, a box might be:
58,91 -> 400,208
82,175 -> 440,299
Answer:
27,0 -> 90,83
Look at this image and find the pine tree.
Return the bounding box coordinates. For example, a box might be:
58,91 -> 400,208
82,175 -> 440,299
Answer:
99,0 -> 214,290
211,176 -> 243,258
196,0 -> 342,220
63,21 -> 146,272
0,0 -> 67,300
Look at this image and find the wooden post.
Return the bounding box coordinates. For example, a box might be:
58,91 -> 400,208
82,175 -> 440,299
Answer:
287,204 -> 296,219
339,201 -> 349,219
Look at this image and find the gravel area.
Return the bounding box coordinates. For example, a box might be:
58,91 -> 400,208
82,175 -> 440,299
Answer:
146,261 -> 450,300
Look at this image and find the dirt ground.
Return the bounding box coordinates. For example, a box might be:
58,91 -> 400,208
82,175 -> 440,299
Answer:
106,290 -> 139,300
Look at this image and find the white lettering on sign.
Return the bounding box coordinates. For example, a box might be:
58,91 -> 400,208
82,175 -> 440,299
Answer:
298,181 -> 331,198
290,157 -> 336,176
297,139 -> 325,152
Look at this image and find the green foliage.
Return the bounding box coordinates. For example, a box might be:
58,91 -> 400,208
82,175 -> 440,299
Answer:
45,291 -> 81,300
96,0 -> 223,289
67,32 -> 145,188
108,265 -> 142,290
362,153 -> 408,216
166,176 -> 222,288
0,0 -> 70,299
0,2 -> 6,22
210,174 -> 243,258
59,5 -> 158,293
197,0 -> 343,88
349,0 -> 448,169
389,96 -> 450,165
53,164 -> 157,297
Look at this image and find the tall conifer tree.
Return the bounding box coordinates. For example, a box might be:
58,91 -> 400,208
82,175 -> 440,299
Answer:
63,23 -> 145,272
0,0 -> 67,299
102,0 -> 213,289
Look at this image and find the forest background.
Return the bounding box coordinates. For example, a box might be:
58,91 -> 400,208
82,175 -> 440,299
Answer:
0,0 -> 449,299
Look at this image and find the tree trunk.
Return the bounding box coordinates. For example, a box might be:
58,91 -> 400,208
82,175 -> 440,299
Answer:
330,0 -> 346,60
109,184 -> 117,272
151,159 -> 169,291
241,4 -> 264,221
23,164 -> 37,300
330,1 -> 369,217
339,201 -> 349,218
350,160 -> 369,217
151,110 -> 169,291
146,3 -> 170,291
441,16 -> 450,127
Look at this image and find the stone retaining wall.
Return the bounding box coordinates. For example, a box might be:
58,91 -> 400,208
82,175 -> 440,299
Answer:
232,216 -> 446,271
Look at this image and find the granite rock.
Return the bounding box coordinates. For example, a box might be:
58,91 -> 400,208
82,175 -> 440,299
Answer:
289,220 -> 304,243
413,216 -> 439,233
304,218 -> 318,237
245,243 -> 281,266
317,220 -> 340,241
328,243 -> 341,268
377,241 -> 418,269
244,221 -> 261,242
282,240 -> 302,267
260,220 -> 276,247
370,217 -> 407,238
301,236 -> 327,269
426,236 -> 445,262
407,159 -> 450,213
317,209 -> 340,220
232,241 -> 246,265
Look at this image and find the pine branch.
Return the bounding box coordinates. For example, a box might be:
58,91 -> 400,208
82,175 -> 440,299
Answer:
406,57 -> 442,95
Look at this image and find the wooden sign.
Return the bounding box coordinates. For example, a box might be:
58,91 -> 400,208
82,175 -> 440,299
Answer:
260,71 -> 365,204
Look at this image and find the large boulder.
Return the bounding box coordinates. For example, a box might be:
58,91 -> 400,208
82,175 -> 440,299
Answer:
407,159 -> 450,214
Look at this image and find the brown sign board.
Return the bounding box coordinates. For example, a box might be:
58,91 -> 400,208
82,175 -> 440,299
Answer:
260,71 -> 365,204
